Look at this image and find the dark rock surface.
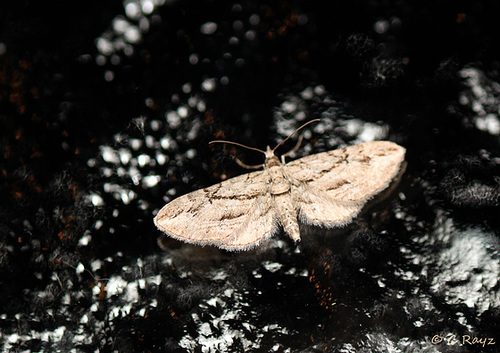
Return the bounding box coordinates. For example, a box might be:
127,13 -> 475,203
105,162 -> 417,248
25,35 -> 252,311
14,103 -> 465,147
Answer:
1,0 -> 499,352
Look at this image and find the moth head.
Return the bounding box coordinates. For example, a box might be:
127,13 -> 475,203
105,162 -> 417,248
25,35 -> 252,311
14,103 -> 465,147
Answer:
264,146 -> 281,167
209,119 -> 320,169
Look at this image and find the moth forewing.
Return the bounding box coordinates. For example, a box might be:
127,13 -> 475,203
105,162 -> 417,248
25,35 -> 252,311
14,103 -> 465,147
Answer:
154,139 -> 406,251
286,141 -> 405,228
154,169 -> 271,242
287,141 -> 406,201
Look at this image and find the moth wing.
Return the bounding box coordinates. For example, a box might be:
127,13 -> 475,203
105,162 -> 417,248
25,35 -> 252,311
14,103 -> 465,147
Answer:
154,170 -> 277,250
286,141 -> 405,201
286,141 -> 405,226
292,184 -> 364,227
214,193 -> 278,251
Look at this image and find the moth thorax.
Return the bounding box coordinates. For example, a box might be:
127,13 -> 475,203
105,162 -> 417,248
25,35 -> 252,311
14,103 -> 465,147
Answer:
268,164 -> 290,195
271,182 -> 290,195
265,155 -> 281,168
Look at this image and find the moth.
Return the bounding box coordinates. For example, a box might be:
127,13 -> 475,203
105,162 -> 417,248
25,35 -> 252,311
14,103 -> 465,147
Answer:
154,120 -> 406,251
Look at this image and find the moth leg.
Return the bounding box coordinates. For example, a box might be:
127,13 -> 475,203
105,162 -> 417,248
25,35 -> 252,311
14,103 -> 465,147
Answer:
281,135 -> 303,163
234,157 -> 264,170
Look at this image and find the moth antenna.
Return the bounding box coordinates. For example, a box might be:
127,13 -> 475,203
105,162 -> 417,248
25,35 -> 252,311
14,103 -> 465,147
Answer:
209,140 -> 266,155
272,119 -> 320,154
